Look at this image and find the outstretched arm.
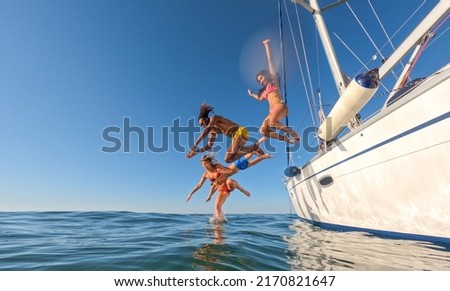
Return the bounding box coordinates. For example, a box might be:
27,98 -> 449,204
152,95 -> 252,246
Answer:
247,89 -> 263,101
263,39 -> 277,76
247,39 -> 278,100
205,184 -> 217,202
186,127 -> 214,158
186,174 -> 207,202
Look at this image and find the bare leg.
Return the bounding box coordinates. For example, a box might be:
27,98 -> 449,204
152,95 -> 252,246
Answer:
270,121 -> 300,142
266,104 -> 300,143
227,179 -> 250,197
225,136 -> 259,163
260,120 -> 295,143
257,136 -> 267,145
243,152 -> 254,160
214,191 -> 230,220
252,143 -> 266,156
247,153 -> 273,168
227,152 -> 271,173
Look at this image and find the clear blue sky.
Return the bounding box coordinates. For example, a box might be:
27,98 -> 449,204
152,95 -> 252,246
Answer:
1,0 -> 448,214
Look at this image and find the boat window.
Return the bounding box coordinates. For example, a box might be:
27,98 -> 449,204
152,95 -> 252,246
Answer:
319,175 -> 334,187
386,78 -> 425,107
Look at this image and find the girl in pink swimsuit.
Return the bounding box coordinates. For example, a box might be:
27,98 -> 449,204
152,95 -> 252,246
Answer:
247,39 -> 300,145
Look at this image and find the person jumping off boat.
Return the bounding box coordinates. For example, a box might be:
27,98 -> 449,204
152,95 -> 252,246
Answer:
227,151 -> 272,173
186,155 -> 251,223
247,39 -> 300,145
186,102 -> 265,163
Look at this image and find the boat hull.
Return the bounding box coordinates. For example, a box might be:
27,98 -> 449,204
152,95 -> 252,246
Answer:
285,64 -> 450,240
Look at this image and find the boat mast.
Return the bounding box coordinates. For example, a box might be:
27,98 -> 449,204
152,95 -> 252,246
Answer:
294,0 -> 348,96
379,0 -> 450,80
386,33 -> 432,100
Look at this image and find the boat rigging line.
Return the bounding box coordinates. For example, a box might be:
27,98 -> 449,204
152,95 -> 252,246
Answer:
280,0 -> 319,128
278,0 -> 293,167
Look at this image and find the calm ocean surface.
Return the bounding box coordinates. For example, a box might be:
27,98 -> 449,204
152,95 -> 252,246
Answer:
1,212 -> 449,271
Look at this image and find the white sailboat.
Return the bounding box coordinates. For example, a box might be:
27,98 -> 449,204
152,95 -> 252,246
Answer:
283,0 -> 450,241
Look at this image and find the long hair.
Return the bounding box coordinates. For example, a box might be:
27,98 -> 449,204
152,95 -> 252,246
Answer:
256,69 -> 278,84
256,69 -> 279,96
201,153 -> 218,166
198,102 -> 214,120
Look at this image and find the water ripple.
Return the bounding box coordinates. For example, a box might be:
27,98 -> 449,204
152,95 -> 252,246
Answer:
0,212 -> 449,270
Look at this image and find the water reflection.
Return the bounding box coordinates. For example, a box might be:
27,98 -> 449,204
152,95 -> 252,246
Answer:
191,224 -> 231,270
285,220 -> 450,270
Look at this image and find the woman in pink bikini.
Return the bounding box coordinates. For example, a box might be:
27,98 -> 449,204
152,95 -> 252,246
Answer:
247,39 -> 300,144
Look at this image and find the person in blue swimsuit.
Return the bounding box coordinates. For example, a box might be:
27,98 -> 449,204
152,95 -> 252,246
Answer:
186,155 -> 252,222
202,152 -> 272,203
228,151 -> 272,173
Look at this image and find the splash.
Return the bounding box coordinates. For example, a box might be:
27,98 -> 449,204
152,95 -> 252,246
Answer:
208,215 -> 228,225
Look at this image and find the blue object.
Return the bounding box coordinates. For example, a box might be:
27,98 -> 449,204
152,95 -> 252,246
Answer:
284,166 -> 301,177
355,68 -> 379,88
234,156 -> 249,170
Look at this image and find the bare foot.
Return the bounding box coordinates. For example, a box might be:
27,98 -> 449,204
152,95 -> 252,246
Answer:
284,134 -> 300,144
285,136 -> 296,144
291,132 -> 301,143
242,189 -> 251,197
261,153 -> 273,159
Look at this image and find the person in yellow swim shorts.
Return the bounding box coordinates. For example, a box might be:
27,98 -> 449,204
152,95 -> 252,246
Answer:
186,103 -> 265,163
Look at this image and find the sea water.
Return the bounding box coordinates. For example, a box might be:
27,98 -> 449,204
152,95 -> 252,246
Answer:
0,212 -> 449,271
